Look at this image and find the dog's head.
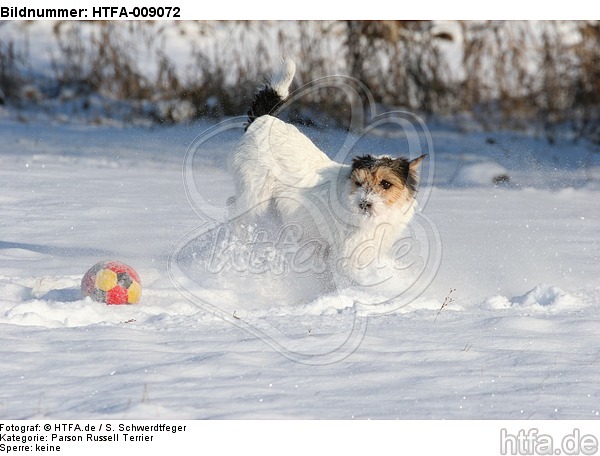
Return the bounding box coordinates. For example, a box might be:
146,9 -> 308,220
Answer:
349,154 -> 426,216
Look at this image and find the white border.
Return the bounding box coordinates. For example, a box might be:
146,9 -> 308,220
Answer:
5,0 -> 596,20
3,420 -> 600,456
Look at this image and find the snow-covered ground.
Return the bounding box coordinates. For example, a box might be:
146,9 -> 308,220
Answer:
1,105 -> 599,419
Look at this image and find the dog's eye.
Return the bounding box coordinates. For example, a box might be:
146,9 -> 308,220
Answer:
354,180 -> 362,187
380,180 -> 392,190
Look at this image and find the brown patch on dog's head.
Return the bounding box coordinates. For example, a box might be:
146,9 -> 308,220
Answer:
350,154 -> 426,213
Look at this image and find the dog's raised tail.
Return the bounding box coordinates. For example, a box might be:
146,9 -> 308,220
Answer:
246,59 -> 296,128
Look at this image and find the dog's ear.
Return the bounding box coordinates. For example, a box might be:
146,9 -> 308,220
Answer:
409,154 -> 427,173
352,155 -> 375,171
406,154 -> 427,193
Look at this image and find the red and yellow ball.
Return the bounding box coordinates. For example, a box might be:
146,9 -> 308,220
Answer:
81,260 -> 142,305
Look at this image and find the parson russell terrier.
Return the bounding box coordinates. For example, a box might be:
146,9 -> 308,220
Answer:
228,59 -> 426,267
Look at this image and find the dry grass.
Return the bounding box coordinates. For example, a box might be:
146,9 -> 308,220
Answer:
3,20 -> 600,144
0,37 -> 25,104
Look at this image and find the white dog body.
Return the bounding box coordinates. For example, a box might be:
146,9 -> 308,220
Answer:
229,60 -> 425,268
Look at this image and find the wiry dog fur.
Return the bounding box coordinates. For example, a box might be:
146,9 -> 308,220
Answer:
229,59 -> 426,265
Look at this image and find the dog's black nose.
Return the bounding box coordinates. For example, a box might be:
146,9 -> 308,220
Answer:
359,200 -> 372,212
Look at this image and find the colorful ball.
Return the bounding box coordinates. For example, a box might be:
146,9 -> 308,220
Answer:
81,260 -> 142,305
